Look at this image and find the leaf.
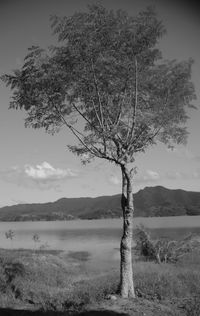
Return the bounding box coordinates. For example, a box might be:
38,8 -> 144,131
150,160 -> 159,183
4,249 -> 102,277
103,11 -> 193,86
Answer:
1,4 -> 197,165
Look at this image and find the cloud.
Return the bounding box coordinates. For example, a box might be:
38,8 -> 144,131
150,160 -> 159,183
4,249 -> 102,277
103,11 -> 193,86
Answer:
108,169 -> 160,186
164,170 -> 200,180
108,167 -> 200,188
0,162 -> 78,190
24,161 -> 77,180
136,169 -> 200,184
108,174 -> 121,186
135,170 -> 160,184
146,170 -> 160,180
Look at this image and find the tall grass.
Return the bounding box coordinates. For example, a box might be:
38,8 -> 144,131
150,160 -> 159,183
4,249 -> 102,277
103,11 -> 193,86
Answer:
133,261 -> 200,300
0,248 -> 118,311
0,247 -> 200,314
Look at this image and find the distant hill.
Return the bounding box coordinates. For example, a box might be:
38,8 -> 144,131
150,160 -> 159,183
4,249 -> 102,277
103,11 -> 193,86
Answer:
0,186 -> 200,221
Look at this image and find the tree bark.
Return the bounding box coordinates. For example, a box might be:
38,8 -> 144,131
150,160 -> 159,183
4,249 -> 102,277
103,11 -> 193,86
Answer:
119,164 -> 135,298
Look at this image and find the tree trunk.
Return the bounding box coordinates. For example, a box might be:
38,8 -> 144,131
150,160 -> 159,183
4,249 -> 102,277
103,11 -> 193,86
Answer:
119,164 -> 135,298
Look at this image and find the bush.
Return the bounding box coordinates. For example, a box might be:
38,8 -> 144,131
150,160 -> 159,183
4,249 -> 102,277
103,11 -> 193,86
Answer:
0,255 -> 26,297
134,225 -> 156,261
134,226 -> 200,264
0,265 -> 7,293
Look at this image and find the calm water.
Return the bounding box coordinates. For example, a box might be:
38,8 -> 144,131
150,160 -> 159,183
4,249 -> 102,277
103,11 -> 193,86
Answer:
0,216 -> 200,269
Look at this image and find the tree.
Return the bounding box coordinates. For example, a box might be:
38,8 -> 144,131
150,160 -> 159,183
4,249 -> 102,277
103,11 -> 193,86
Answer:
5,230 -> 15,248
1,4 -> 196,298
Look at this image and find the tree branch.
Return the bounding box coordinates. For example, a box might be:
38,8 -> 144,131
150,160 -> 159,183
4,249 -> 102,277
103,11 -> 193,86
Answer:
53,103 -> 121,165
71,102 -> 99,133
126,56 -> 138,142
91,98 -> 103,130
91,59 -> 105,130
113,91 -> 127,127
136,88 -> 171,151
54,104 -> 102,157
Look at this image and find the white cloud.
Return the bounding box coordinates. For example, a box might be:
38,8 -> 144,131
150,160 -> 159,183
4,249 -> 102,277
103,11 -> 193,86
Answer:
108,174 -> 121,186
164,170 -> 200,180
146,170 -> 160,180
135,169 -> 160,184
24,161 -> 77,180
108,169 -> 160,187
135,169 -> 200,184
108,169 -> 160,186
0,162 -> 78,190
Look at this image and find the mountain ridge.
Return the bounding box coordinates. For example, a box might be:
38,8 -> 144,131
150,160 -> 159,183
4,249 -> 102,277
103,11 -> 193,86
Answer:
0,186 -> 200,221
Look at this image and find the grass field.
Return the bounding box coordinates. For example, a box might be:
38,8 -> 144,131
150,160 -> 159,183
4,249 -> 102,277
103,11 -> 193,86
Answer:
0,228 -> 200,316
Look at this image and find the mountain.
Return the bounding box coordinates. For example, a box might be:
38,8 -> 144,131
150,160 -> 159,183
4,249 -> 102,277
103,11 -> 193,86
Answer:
0,186 -> 200,221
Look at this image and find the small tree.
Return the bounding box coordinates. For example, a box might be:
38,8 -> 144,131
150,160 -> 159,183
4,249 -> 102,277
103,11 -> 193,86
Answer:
32,233 -> 40,252
1,5 -> 196,297
5,230 -> 15,249
134,225 -> 156,261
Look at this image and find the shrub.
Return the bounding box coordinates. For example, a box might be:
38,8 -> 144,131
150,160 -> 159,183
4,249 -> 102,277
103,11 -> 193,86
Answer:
0,255 -> 25,295
134,225 -> 156,261
134,226 -> 200,264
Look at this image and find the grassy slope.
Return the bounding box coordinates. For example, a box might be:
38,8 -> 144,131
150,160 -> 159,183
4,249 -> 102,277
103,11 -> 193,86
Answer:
0,246 -> 200,316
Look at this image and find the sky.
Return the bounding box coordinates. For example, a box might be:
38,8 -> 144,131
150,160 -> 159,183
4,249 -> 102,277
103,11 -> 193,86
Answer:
0,0 -> 200,207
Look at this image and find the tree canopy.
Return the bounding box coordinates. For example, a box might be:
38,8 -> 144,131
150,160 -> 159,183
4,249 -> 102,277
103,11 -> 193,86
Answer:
1,4 -> 196,166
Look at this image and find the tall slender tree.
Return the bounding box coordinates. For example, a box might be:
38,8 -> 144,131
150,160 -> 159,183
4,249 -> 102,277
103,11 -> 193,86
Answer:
1,5 -> 196,297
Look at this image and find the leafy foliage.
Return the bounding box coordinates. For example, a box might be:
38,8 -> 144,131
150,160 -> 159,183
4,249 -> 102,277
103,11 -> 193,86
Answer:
134,226 -> 200,263
1,4 -> 196,165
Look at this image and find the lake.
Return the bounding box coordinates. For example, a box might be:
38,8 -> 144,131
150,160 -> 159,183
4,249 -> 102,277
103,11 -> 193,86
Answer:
0,216 -> 200,271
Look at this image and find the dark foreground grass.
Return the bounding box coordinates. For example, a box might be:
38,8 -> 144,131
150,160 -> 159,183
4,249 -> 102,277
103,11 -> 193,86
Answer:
0,247 -> 200,316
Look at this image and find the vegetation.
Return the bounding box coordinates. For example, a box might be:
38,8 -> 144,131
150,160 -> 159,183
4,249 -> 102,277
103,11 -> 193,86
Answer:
1,4 -> 197,297
0,248 -> 118,311
0,186 -> 200,221
134,225 -> 200,263
0,232 -> 199,315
